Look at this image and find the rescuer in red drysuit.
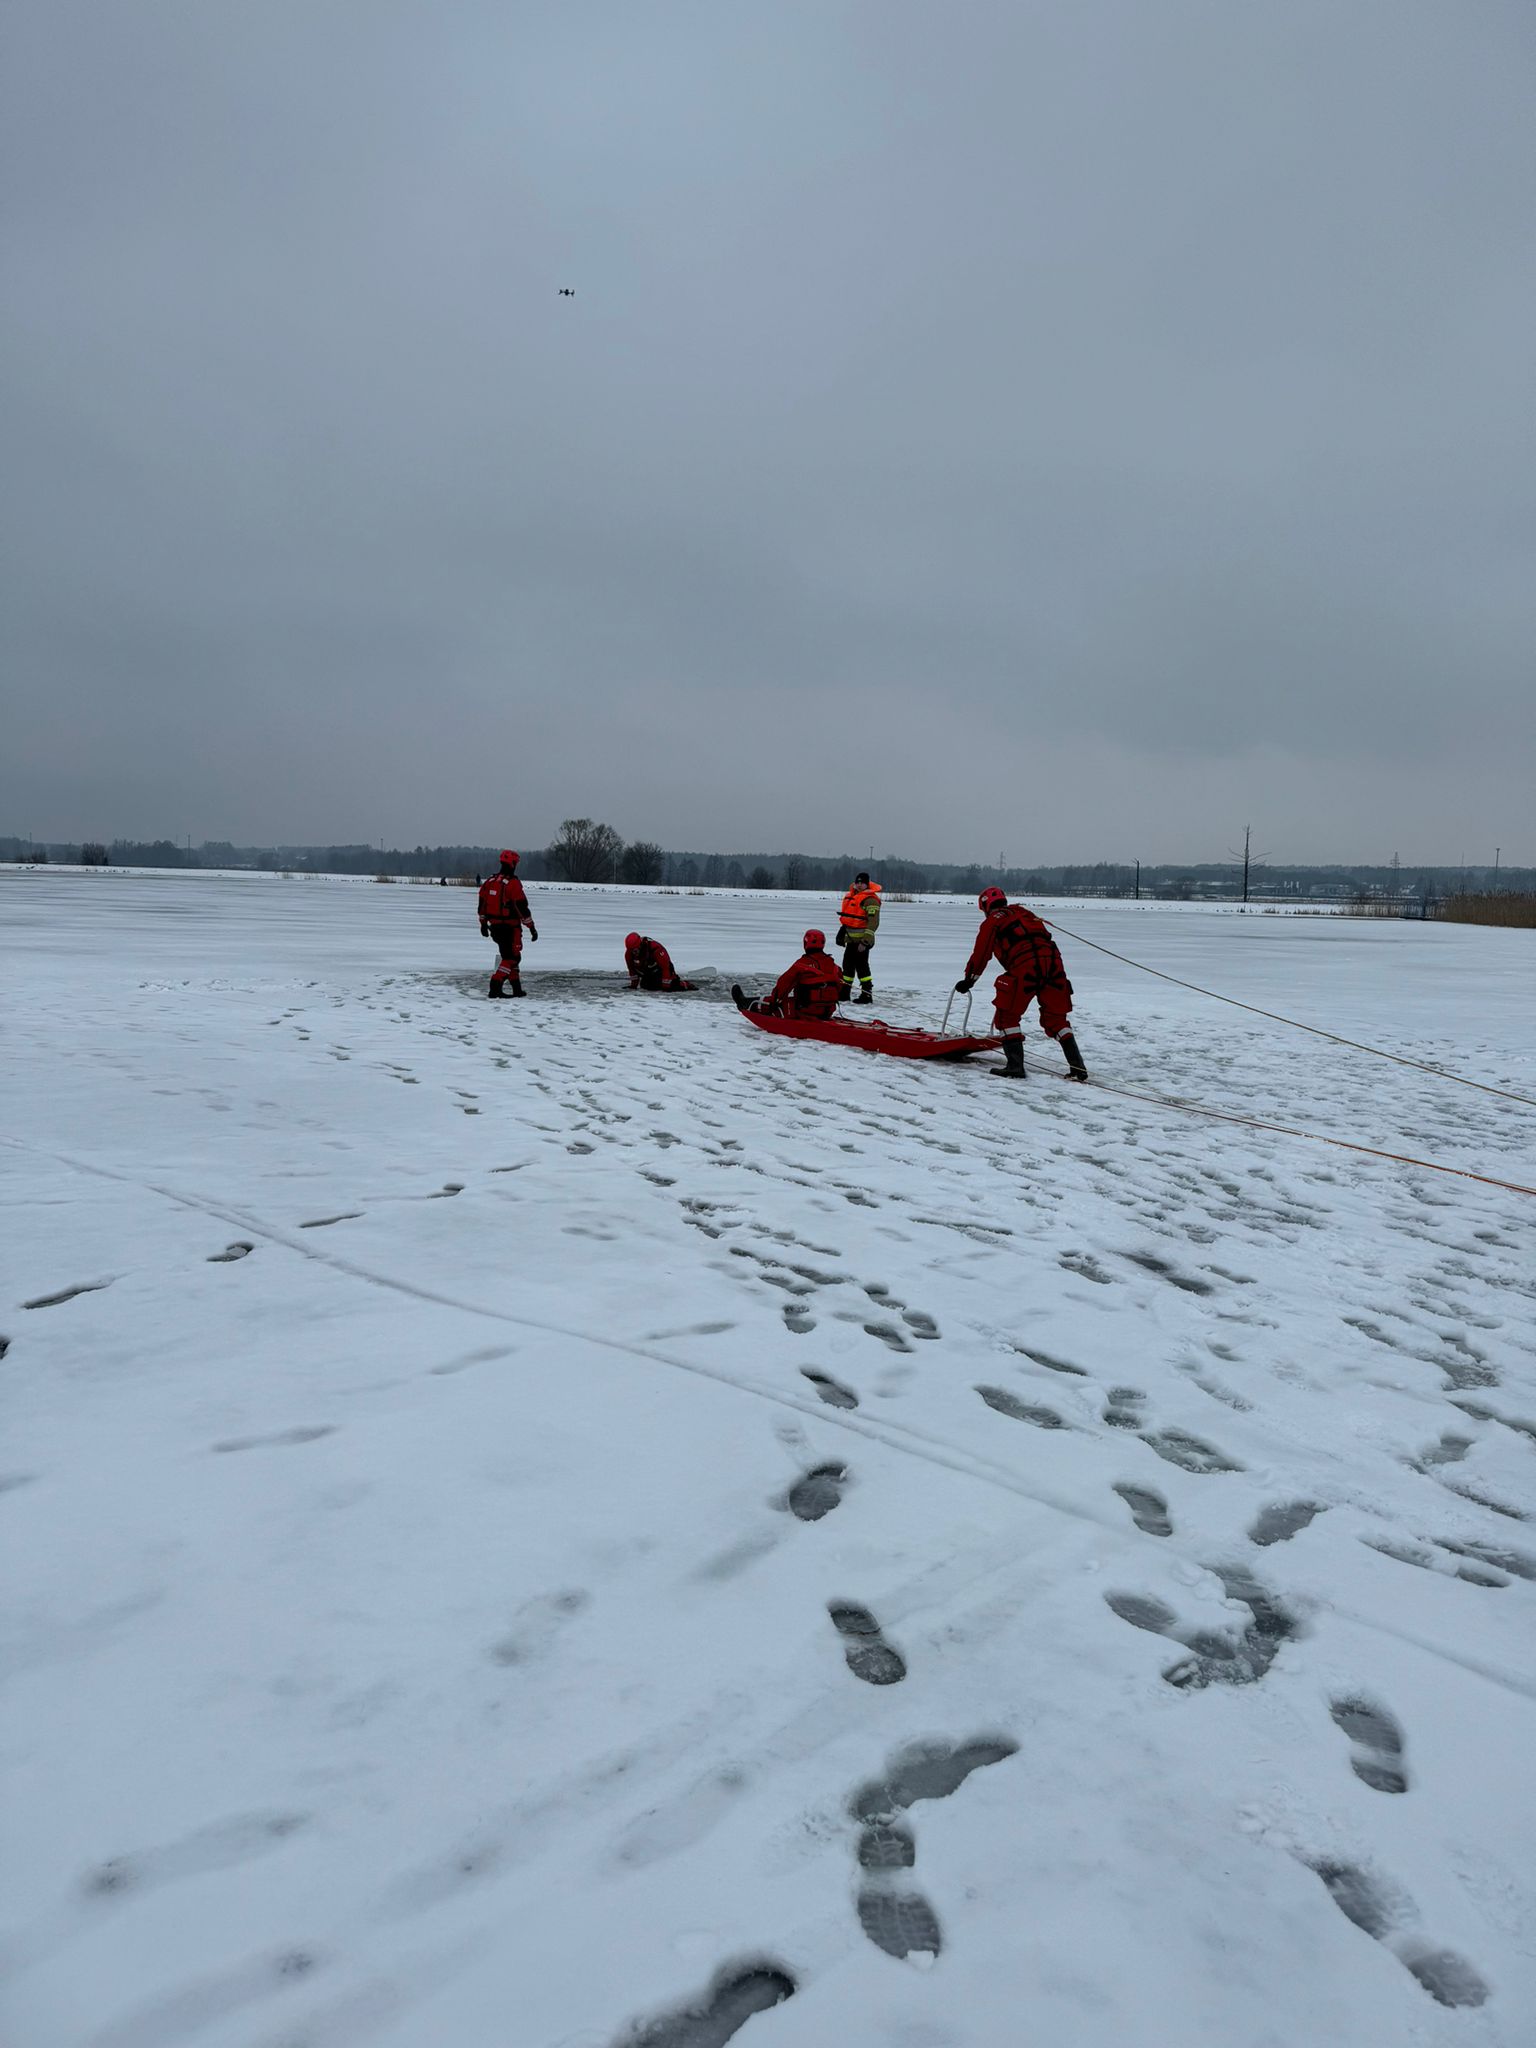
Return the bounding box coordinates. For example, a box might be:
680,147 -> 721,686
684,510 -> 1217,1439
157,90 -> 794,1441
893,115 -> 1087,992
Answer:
955,887 -> 1089,1081
732,931 -> 843,1019
477,850 -> 538,998
625,933 -> 694,992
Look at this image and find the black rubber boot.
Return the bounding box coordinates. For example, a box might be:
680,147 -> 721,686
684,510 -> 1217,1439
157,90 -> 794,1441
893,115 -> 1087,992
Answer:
487,979 -> 505,999
731,984 -> 750,1011
1057,1030 -> 1088,1081
991,1036 -> 1026,1079
509,979 -> 526,999
853,987 -> 874,1005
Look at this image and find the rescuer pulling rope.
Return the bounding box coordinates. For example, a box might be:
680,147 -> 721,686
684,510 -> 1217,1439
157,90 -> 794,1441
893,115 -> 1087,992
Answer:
956,887 -> 1089,1081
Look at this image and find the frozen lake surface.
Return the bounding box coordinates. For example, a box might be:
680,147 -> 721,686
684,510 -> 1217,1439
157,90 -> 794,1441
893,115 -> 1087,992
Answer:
3,869 -> 1534,2047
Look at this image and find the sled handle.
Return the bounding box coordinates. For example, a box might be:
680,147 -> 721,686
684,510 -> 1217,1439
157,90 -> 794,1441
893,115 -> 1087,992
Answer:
940,988 -> 973,1037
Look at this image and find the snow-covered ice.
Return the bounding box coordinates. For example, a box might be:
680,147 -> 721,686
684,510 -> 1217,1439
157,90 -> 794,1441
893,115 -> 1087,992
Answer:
2,869 -> 1533,2048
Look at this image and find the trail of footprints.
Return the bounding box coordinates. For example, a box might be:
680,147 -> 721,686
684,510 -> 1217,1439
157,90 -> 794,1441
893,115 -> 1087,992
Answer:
849,1739 -> 1019,1961
958,1335 -> 1496,2007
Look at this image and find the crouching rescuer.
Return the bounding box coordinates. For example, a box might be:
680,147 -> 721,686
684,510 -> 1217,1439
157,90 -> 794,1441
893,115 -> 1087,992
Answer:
625,933 -> 694,992
837,872 -> 881,1003
955,888 -> 1088,1081
477,850 -> 538,997
733,931 -> 843,1019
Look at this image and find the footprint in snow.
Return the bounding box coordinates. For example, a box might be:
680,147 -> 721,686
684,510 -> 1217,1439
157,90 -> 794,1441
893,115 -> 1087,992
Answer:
1102,1387 -> 1145,1430
1012,1345 -> 1088,1377
976,1386 -> 1067,1429
1114,1483 -> 1173,1537
299,1213 -> 361,1230
207,1243 -> 254,1263
864,1321 -> 913,1354
1364,1537 -> 1510,1587
1409,1432 -> 1475,1472
212,1426 -> 337,1454
828,1603 -> 906,1685
1248,1500 -> 1324,1546
1441,1537 -> 1536,1578
849,1736 -> 1018,1966
22,1279 -> 113,1311
612,1767 -> 750,1869
801,1369 -> 858,1410
1329,1697 -> 1409,1794
1121,1251 -> 1214,1295
782,1303 -> 815,1335
1303,1859 -> 1486,2007
856,1888 -> 945,1962
487,1588 -> 590,1667
83,1810 -> 311,1898
1105,1567 -> 1297,1690
1059,1251 -> 1115,1285
623,1963 -> 796,2046
1139,1428 -> 1243,1474
1452,1400 -> 1536,1445
786,1463 -> 846,1522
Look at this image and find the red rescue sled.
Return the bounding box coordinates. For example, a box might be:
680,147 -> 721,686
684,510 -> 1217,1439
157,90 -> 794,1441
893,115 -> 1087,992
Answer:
734,992 -> 1001,1061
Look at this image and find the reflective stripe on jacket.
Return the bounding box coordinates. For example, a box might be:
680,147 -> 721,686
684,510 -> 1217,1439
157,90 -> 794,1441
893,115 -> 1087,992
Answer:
839,883 -> 882,936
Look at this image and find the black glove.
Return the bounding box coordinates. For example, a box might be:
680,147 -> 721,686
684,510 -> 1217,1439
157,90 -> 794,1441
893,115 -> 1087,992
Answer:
527,925 -> 539,942
954,976 -> 974,993
835,928 -> 848,945
480,922 -> 489,937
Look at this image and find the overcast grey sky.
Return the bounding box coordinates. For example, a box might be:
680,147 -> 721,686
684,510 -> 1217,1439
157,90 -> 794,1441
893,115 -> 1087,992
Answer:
3,1 -> 1532,863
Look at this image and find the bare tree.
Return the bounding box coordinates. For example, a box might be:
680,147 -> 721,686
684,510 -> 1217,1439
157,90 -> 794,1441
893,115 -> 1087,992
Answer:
620,840 -> 665,885
547,818 -> 625,883
747,864 -> 776,889
782,854 -> 807,890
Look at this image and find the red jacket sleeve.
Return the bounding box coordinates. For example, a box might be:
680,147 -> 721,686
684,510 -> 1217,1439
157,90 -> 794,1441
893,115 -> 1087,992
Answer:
964,919 -> 997,980
771,959 -> 806,1005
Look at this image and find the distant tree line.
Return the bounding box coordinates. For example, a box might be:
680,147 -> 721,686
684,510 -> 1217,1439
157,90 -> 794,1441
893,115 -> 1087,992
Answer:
3,833 -> 1530,902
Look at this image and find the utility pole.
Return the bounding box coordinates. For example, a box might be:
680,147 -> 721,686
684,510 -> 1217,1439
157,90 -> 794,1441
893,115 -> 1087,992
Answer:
1134,859 -> 1140,901
1494,847 -> 1501,885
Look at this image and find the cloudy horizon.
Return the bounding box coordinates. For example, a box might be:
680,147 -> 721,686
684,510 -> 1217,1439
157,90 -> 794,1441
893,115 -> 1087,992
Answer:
3,1 -> 1532,866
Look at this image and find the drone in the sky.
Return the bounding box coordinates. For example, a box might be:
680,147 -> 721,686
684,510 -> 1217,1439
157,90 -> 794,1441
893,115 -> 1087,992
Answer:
558,287 -> 575,297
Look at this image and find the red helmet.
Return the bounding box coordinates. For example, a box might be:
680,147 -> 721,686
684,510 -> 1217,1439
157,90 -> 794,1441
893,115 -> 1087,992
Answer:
625,932 -> 641,948
979,886 -> 1006,913
803,928 -> 825,949
499,849 -> 519,867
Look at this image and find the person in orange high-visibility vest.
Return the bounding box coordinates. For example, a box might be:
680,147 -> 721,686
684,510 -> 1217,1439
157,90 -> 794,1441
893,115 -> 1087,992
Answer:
476,850 -> 538,997
836,871 -> 882,1004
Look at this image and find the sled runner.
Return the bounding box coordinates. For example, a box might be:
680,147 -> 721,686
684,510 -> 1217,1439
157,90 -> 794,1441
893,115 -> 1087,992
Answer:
733,990 -> 1002,1061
